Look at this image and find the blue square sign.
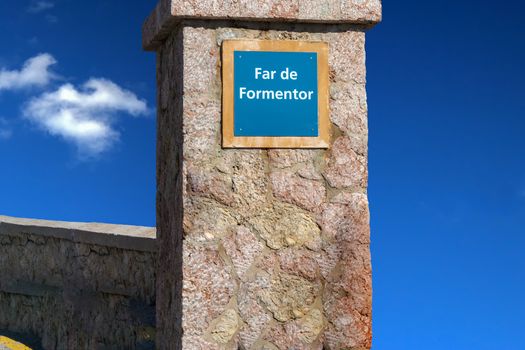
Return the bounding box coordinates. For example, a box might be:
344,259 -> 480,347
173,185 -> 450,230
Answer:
222,40 -> 329,149
234,51 -> 318,137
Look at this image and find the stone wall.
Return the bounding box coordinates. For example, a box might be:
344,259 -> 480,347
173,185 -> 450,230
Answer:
154,21 -> 373,349
0,216 -> 156,350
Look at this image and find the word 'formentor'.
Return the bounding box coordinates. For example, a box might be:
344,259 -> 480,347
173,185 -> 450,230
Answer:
239,88 -> 314,100
238,67 -> 315,101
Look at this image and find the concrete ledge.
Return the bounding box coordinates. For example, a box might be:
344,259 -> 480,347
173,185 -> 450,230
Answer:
143,0 -> 382,50
0,281 -> 60,298
0,215 -> 156,253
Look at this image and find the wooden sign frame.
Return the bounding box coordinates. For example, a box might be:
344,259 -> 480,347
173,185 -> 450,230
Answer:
222,40 -> 330,148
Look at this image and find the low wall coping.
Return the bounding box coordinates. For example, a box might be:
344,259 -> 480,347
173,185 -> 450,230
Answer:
143,0 -> 382,50
0,215 -> 156,253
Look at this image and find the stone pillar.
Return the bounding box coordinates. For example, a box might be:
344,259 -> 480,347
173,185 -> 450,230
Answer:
143,1 -> 381,349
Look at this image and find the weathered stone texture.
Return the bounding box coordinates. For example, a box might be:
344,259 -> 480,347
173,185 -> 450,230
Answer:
0,216 -> 156,349
155,23 -> 372,349
156,26 -> 184,350
249,202 -> 321,250
182,245 -> 236,336
270,171 -> 326,213
143,0 -> 382,50
222,226 -> 264,280
323,136 -> 368,190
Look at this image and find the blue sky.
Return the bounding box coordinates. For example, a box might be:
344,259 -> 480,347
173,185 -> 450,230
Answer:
0,0 -> 157,225
369,0 -> 525,349
1,0 -> 524,349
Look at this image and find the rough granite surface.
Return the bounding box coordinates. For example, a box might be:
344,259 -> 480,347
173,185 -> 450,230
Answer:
143,0 -> 382,50
156,22 -> 372,350
0,216 -> 156,349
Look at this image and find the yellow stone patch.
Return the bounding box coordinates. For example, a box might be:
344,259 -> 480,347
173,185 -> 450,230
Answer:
0,336 -> 32,350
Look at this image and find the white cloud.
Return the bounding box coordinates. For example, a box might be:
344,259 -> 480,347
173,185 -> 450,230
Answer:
45,14 -> 58,23
27,1 -> 55,13
28,37 -> 39,46
0,118 -> 12,140
0,129 -> 13,140
0,53 -> 56,91
24,78 -> 149,157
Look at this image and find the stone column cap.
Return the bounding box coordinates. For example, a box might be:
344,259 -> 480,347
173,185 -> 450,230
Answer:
143,0 -> 382,50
